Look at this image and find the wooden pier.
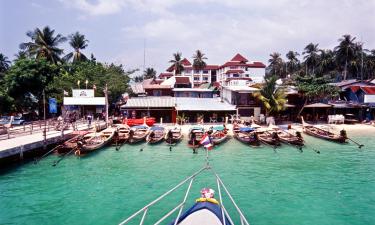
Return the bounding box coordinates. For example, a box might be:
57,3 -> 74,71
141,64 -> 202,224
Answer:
0,121 -> 107,163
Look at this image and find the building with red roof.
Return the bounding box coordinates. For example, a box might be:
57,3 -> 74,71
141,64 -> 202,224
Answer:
159,53 -> 265,87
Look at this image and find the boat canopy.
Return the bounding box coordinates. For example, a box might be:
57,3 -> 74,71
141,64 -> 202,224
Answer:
150,126 -> 165,131
212,126 -> 225,131
239,127 -> 254,132
190,126 -> 204,131
132,125 -> 149,129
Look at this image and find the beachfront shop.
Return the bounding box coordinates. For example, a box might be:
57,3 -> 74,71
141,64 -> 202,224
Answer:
63,89 -> 105,118
120,97 -> 176,123
175,97 -> 236,123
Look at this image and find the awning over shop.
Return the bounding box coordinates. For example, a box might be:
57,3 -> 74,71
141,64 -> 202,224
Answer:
63,97 -> 105,105
176,97 -> 236,111
304,103 -> 332,108
121,97 -> 176,108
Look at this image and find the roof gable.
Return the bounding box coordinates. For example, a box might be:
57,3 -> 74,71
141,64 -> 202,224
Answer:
181,58 -> 192,66
230,53 -> 248,62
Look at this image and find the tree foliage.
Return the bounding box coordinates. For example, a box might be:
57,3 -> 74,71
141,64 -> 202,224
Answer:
192,50 -> 207,70
20,26 -> 66,64
169,52 -> 184,75
253,75 -> 287,116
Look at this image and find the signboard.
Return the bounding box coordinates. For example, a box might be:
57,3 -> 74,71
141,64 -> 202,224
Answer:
49,98 -> 57,113
364,94 -> 375,103
72,89 -> 94,98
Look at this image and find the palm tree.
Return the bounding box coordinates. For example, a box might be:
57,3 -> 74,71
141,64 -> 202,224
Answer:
334,34 -> 356,80
253,75 -> 287,117
268,52 -> 283,77
303,43 -> 319,75
317,49 -> 335,76
63,32 -> 89,62
286,51 -> 300,75
169,52 -> 184,75
192,50 -> 207,71
143,67 -> 157,79
0,53 -> 11,73
20,26 -> 66,64
14,50 -> 28,60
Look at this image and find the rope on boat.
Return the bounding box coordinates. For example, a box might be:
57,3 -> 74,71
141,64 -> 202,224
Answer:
52,147 -> 78,167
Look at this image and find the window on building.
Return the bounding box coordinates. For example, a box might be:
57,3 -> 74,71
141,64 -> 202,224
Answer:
233,74 -> 239,78
194,76 -> 200,81
203,70 -> 209,74
194,70 -> 200,74
230,66 -> 237,69
185,70 -> 191,74
153,90 -> 162,96
203,76 -> 209,81
245,74 -> 249,77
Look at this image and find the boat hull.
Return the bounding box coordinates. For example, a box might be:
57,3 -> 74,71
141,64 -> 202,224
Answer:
170,201 -> 231,225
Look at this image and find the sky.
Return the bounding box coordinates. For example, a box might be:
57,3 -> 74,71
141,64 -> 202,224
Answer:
1,0 -> 375,75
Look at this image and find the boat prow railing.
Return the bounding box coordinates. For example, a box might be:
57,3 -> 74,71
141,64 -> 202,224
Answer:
118,154 -> 251,225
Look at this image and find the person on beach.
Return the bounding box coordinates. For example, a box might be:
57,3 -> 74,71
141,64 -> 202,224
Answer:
87,114 -> 92,128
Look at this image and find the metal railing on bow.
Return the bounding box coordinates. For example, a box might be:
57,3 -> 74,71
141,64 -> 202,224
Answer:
118,150 -> 251,225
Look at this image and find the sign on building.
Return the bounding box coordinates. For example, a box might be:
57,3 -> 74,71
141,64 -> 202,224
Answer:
72,89 -> 95,98
364,94 -> 375,103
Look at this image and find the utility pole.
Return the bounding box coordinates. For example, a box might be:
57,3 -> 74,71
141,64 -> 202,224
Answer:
105,83 -> 109,125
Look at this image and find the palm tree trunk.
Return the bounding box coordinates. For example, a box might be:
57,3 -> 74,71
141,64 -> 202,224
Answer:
344,60 -> 347,80
297,98 -> 308,119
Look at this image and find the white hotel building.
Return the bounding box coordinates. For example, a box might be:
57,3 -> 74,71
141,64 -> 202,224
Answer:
159,53 -> 266,87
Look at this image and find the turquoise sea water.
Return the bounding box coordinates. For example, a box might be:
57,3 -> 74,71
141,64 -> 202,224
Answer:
1,130 -> 375,225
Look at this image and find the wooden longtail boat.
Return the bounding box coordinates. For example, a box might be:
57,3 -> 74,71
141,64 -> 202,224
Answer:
77,127 -> 116,154
114,124 -> 130,143
165,126 -> 183,145
128,125 -> 149,144
257,130 -> 281,146
146,126 -> 166,144
233,125 -> 260,146
56,131 -> 90,154
269,125 -> 304,146
301,117 -> 347,143
187,126 -> 205,148
209,125 -> 229,145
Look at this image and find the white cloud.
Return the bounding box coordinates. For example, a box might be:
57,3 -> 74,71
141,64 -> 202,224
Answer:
58,0 -> 375,72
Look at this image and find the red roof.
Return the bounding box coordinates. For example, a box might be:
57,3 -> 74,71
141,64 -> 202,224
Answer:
212,82 -> 221,88
231,53 -> 248,62
219,61 -> 266,69
225,69 -> 244,74
350,86 -> 360,93
159,72 -> 173,78
204,65 -> 219,70
181,58 -> 192,66
361,86 -> 375,94
175,77 -> 191,84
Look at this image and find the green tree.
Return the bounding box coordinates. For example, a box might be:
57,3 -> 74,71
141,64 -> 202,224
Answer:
20,26 -> 67,64
253,75 -> 287,116
317,49 -> 336,76
5,58 -> 60,113
334,34 -> 356,80
169,52 -> 184,75
0,53 -> 11,74
303,43 -> 319,75
63,32 -> 89,63
143,67 -> 157,79
192,50 -> 207,71
267,52 -> 283,78
295,75 -> 339,117
286,51 -> 300,75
